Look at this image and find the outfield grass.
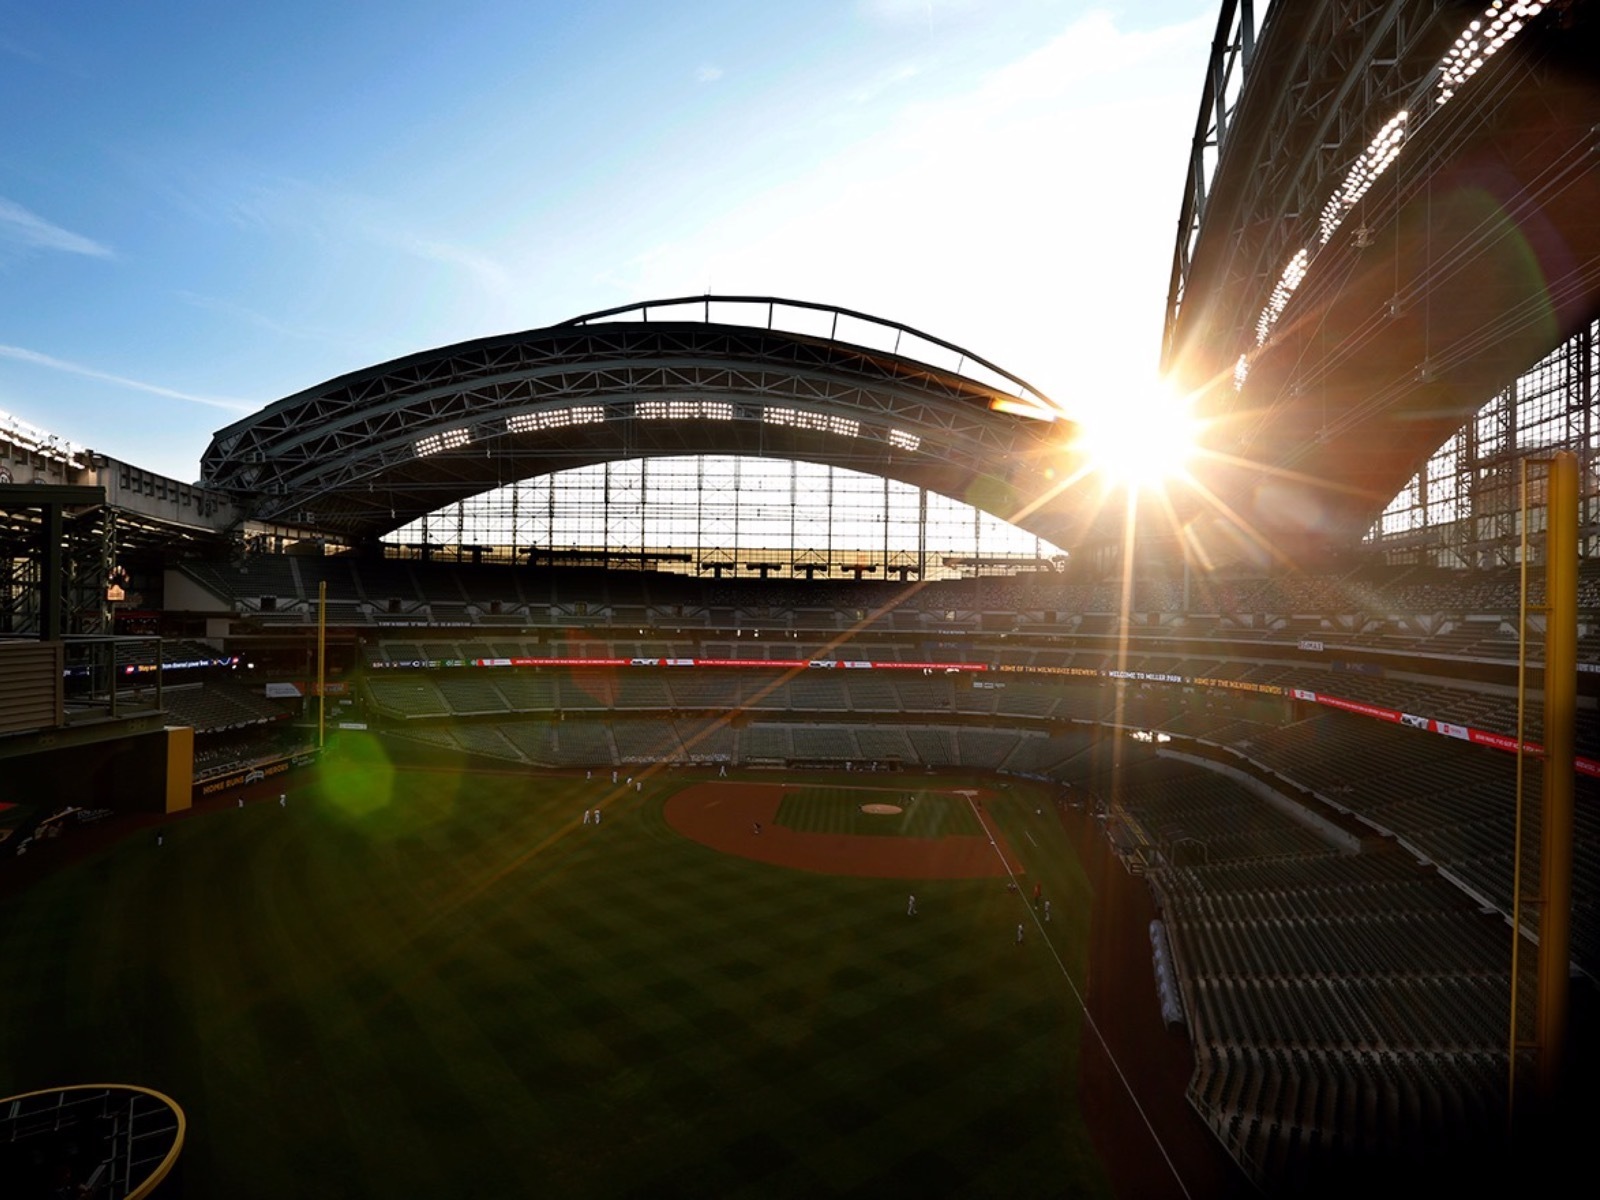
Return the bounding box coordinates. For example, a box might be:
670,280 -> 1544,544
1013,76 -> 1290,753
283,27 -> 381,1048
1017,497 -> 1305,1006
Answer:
773,785 -> 986,838
0,744 -> 1108,1199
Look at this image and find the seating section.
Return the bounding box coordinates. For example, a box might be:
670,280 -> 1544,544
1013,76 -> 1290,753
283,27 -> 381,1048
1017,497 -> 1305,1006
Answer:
451,723 -> 519,760
667,672 -> 746,709
1002,732 -> 1092,776
161,683 -> 296,732
493,676 -> 558,710
366,677 -> 449,719
498,721 -> 558,765
739,725 -> 792,762
853,727 -> 914,763
1224,710 -> 1600,973
181,558 -> 1600,671
785,676 -> 851,711
554,721 -> 613,762
905,727 -> 956,766
1108,756 -> 1516,1192
845,676 -> 902,712
673,717 -> 735,761
953,728 -> 1022,770
790,725 -> 858,760
612,719 -> 683,763
435,677 -> 510,715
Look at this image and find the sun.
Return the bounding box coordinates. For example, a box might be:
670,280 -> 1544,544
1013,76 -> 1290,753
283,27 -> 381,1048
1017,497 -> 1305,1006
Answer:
1071,379 -> 1202,493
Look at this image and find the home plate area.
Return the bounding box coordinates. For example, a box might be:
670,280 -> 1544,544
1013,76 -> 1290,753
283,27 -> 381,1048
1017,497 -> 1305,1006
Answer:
663,780 -> 1023,878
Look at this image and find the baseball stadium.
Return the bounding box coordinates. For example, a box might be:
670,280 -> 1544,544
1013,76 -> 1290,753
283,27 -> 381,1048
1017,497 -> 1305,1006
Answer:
4,3 -> 1600,1198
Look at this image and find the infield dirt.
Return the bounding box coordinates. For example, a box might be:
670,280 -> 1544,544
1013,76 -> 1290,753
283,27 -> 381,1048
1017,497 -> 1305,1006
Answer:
663,780 -> 1026,878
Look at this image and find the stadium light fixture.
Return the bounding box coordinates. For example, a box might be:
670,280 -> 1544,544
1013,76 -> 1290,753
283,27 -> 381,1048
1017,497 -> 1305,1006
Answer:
1437,2 -> 1545,105
505,406 -> 605,433
764,407 -> 860,437
1255,248 -> 1310,347
886,428 -> 921,451
414,427 -> 471,457
1240,3 -> 1551,392
1318,112 -> 1408,245
637,400 -> 733,421
0,406 -> 89,468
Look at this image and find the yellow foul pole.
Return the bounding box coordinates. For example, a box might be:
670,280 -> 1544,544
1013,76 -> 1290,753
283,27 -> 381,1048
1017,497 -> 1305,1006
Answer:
317,579 -> 327,751
1509,459 -> 1530,1120
1537,451 -> 1577,1099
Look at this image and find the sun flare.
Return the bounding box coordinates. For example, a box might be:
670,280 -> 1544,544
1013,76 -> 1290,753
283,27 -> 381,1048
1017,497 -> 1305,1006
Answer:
1072,380 -> 1202,493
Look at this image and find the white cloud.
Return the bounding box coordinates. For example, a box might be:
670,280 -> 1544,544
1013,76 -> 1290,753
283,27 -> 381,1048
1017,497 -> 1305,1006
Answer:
0,35 -> 44,63
860,0 -> 984,24
860,60 -> 921,99
176,168 -> 514,301
0,344 -> 253,413
0,197 -> 112,258
390,228 -> 513,296
696,65 -> 724,83
173,290 -> 361,349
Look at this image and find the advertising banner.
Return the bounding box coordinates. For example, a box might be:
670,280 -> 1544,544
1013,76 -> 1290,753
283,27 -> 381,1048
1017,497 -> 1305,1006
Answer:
372,655 -> 987,672
1305,693 -> 1403,723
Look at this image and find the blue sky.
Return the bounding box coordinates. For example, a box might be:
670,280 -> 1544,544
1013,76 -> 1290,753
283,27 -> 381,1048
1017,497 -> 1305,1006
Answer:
1,1 -> 1215,482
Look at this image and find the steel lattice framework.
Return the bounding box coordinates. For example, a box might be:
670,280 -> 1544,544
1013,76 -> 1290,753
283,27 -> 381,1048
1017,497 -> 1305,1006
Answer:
200,297 -> 1093,549
1166,0 -> 1451,363
1165,0 -> 1600,555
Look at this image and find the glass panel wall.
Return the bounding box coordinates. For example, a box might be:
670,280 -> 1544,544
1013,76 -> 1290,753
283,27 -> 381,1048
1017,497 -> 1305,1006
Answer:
390,456 -> 1064,580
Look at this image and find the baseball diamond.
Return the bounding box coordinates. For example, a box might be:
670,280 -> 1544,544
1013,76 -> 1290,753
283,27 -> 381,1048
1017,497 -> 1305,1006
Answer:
665,781 -> 1014,877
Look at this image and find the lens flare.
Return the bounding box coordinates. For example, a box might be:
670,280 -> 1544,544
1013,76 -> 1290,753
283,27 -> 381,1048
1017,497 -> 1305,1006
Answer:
316,732 -> 398,821
1073,382 -> 1202,493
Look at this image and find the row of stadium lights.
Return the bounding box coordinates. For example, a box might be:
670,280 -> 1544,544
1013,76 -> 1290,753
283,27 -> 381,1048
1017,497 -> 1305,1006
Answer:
1437,0 -> 1545,102
413,403 -> 922,458
0,405 -> 89,469
1236,1 -> 1547,390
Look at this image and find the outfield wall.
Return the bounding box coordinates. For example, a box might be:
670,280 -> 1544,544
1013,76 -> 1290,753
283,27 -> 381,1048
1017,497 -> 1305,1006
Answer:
5,726 -> 193,814
191,749 -> 319,801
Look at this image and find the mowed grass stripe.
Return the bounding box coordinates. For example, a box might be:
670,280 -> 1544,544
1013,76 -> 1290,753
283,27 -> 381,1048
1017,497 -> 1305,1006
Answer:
773,785 -> 985,837
0,756 -> 1109,1199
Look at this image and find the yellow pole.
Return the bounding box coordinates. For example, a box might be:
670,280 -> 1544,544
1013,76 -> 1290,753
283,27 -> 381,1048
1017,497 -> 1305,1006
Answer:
1509,458 -> 1529,1122
1537,451 -> 1577,1099
317,579 -> 327,751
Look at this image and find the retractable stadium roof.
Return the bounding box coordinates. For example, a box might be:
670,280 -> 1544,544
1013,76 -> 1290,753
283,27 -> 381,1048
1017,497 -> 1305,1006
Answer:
200,296 -> 1110,550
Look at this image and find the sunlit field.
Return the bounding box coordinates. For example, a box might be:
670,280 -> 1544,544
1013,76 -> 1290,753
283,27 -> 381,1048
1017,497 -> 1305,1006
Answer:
0,742 -> 1106,1199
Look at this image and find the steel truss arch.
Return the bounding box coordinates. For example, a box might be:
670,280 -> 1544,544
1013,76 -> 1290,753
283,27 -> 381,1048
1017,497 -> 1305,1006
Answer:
1166,0 -> 1451,373
200,298 -> 1087,547
1165,0 -> 1600,548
